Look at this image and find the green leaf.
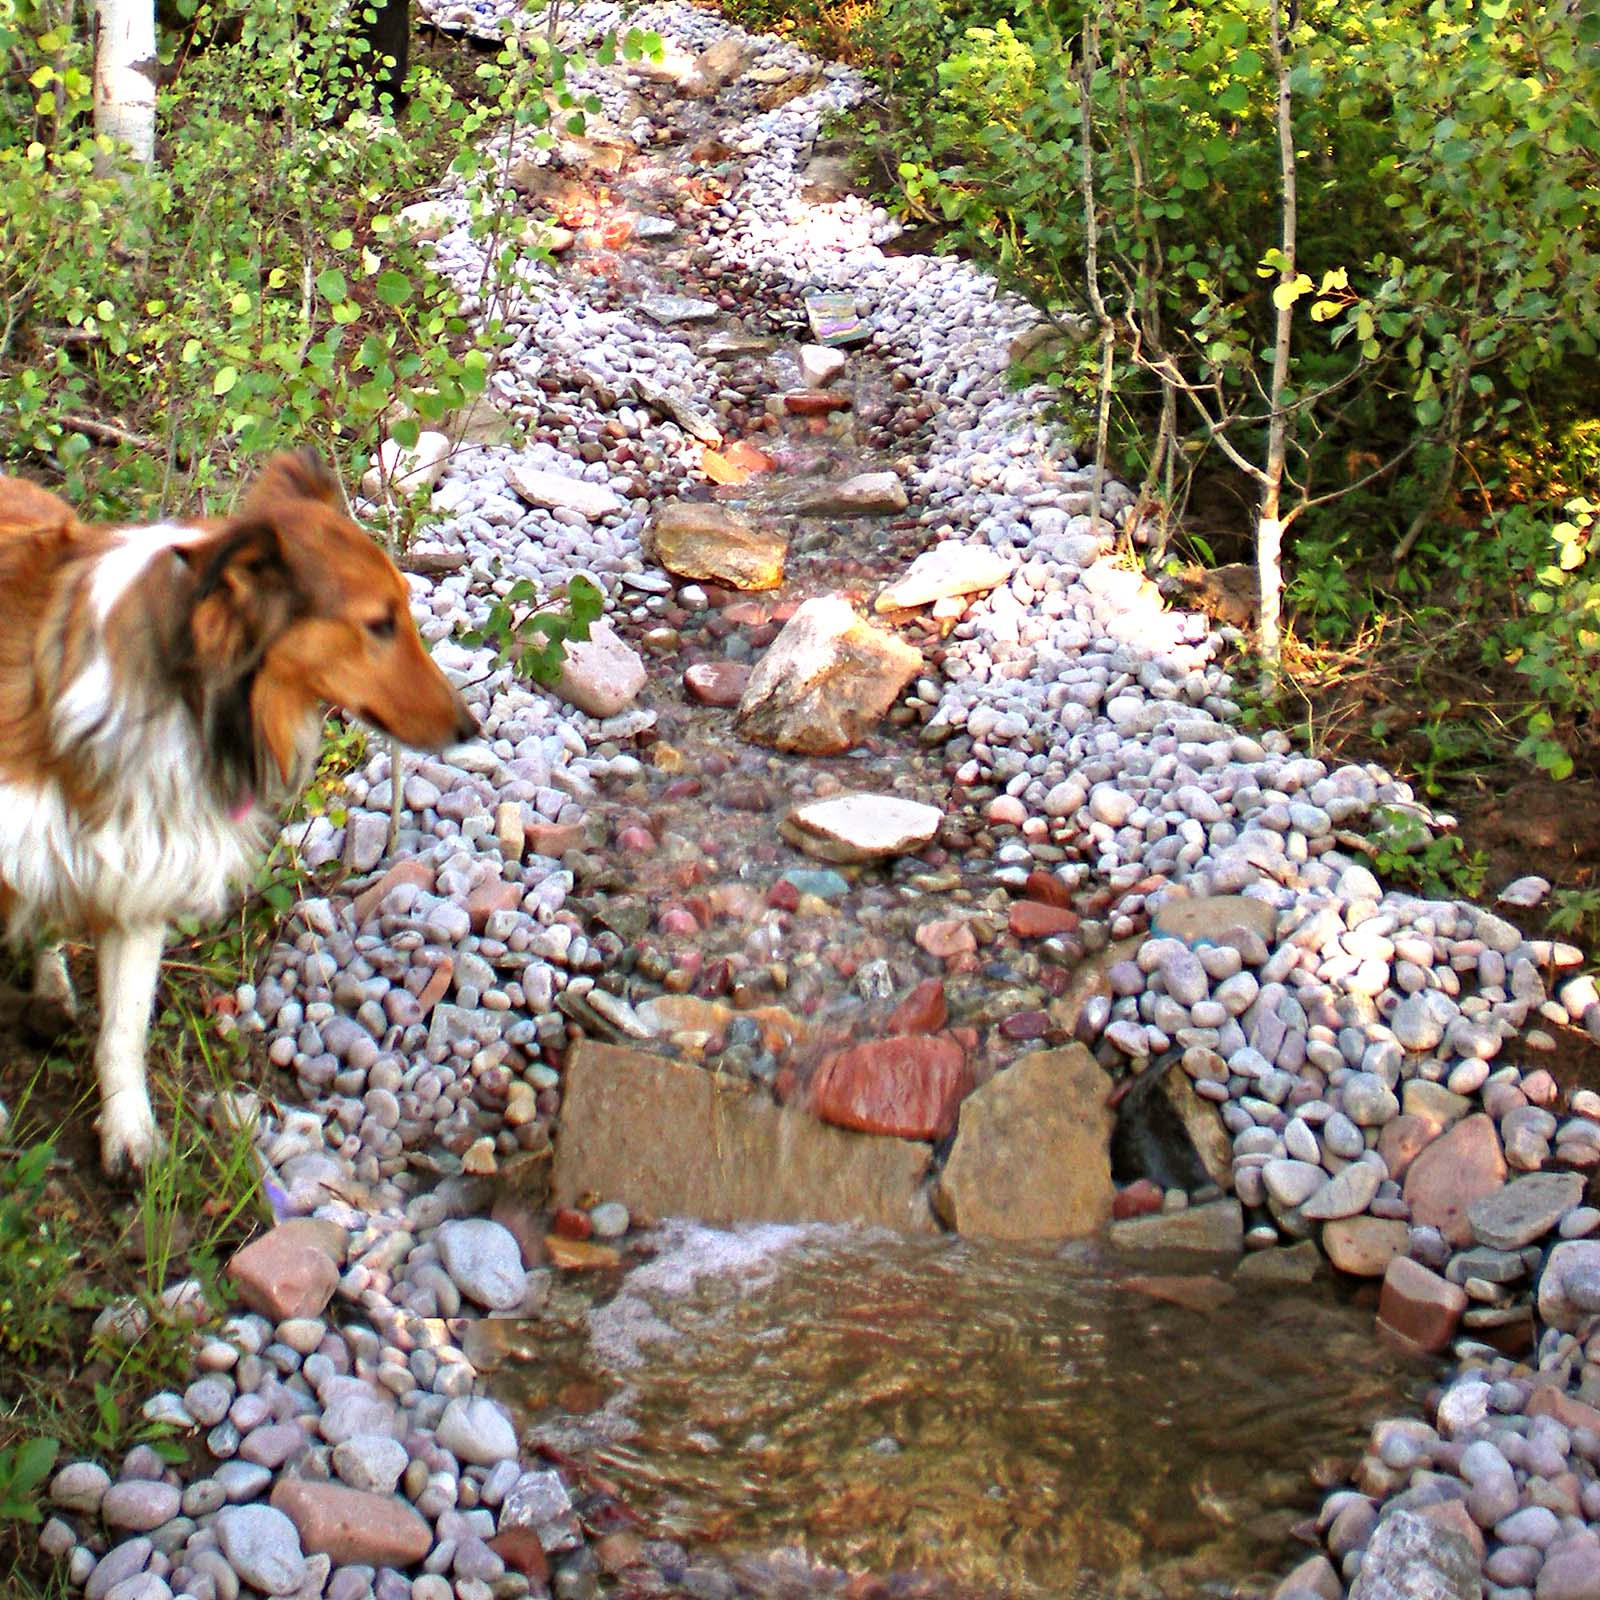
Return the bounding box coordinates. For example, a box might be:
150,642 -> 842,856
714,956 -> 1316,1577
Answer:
375,270 -> 412,308
315,268 -> 348,303
212,366 -> 239,397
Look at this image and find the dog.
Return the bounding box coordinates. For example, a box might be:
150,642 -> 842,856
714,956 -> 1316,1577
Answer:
0,449 -> 476,1176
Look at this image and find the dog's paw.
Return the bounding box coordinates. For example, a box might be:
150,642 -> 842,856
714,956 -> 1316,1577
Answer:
99,1093 -> 160,1182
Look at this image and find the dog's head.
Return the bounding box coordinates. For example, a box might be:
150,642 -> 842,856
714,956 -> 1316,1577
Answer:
181,449 -> 476,800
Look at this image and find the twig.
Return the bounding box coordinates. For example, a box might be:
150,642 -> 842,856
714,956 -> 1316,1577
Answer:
60,412 -> 172,458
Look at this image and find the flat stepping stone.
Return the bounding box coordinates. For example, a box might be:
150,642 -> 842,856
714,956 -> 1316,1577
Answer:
781,794 -> 942,863
639,293 -> 720,325
505,462 -> 624,521
876,541 -> 1014,610
1467,1171 -> 1586,1250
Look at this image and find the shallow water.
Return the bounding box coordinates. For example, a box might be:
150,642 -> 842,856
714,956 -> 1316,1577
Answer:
486,1224 -> 1423,1599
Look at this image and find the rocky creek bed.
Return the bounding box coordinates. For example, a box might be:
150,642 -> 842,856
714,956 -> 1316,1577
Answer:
18,3 -> 1600,1599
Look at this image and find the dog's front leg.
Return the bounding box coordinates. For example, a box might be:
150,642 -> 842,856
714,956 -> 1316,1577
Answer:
95,922 -> 166,1178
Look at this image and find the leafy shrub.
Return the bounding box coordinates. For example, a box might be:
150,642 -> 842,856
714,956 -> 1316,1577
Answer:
0,1143 -> 80,1362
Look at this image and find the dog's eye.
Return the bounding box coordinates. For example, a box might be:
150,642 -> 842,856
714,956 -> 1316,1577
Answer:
365,613 -> 397,641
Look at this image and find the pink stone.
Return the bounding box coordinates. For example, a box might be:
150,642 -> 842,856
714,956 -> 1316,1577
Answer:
351,858 -> 435,927
986,795 -> 1027,826
915,918 -> 977,959
1521,1069 -> 1558,1107
658,907 -> 700,935
1378,1254 -> 1467,1354
685,660 -> 751,706
1009,901 -> 1081,939
227,1222 -> 343,1321
466,878 -> 522,932
811,1035 -> 973,1140
887,978 -> 947,1036
416,959 -> 454,1016
1403,1113 -> 1507,1247
270,1480 -> 432,1567
617,826 -> 656,853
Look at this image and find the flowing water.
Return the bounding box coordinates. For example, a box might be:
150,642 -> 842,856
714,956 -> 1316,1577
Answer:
479,1224 -> 1424,1599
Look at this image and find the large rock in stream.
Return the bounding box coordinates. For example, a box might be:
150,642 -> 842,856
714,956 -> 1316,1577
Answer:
736,594 -> 922,754
935,1046 -> 1114,1241
552,1043 -> 937,1231
647,502 -> 785,589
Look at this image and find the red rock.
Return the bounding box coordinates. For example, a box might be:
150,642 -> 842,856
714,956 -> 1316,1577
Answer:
1122,1274 -> 1236,1313
1114,1179 -> 1164,1219
1417,1498 -> 1484,1560
1024,870 -> 1072,908
416,958 -> 453,1016
551,1207 -> 592,1241
490,1527 -> 550,1582
270,1480 -> 431,1567
661,777 -> 703,800
782,390 -> 851,415
466,877 -> 523,932
999,1010 -> 1050,1040
811,1034 -> 973,1140
684,661 -> 750,706
1527,1382 -> 1600,1435
722,600 -> 769,626
527,821 -> 587,857
1378,1114 -> 1434,1182
1009,900 -> 1081,939
1402,1113 -> 1507,1246
657,907 -> 699,936
914,918 -> 976,959
722,439 -> 773,474
766,880 -> 801,912
1377,1255 -> 1468,1354
616,826 -> 656,853
351,857 -> 435,926
227,1221 -> 344,1321
887,978 -> 947,1036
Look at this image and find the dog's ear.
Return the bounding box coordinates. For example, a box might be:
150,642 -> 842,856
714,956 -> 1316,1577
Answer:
241,448 -> 342,512
178,521 -> 300,679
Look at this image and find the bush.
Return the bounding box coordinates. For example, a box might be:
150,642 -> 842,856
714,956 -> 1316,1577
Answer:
0,0 -> 646,530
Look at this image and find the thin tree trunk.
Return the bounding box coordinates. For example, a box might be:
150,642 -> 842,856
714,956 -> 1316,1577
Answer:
1078,14 -> 1116,536
1258,0 -> 1298,681
92,0 -> 156,171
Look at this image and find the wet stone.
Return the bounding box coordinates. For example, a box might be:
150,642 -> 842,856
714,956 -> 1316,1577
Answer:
1467,1170 -> 1585,1251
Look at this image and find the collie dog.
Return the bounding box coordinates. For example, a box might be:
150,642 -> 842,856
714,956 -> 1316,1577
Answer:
0,450 -> 476,1176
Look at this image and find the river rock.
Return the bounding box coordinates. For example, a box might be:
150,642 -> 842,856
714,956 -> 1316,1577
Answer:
1377,1255 -> 1467,1355
1537,1240 -> 1600,1331
1349,1508 -> 1482,1600
216,1505 -> 307,1596
436,1396 -> 520,1465
781,794 -> 943,863
1149,894 -> 1279,949
648,502 -> 785,589
681,35 -> 755,96
1301,1161 -> 1382,1222
553,1043 -> 936,1231
269,1480 -> 432,1567
226,1221 -> 345,1321
738,595 -> 922,754
1107,1200 -> 1244,1254
936,1046 -> 1114,1241
875,541 -> 1014,611
436,1219 -> 528,1310
810,1035 -> 973,1140
504,463 -> 624,521
790,471 -> 908,517
1321,1217 -> 1412,1277
1467,1170 -> 1585,1251
361,430 -> 450,502
1402,1114 -> 1507,1247
553,618 -> 646,718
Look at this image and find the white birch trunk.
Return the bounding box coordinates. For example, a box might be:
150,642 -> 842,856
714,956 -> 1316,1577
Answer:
93,0 -> 157,172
